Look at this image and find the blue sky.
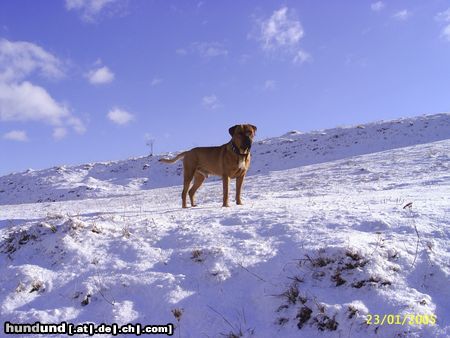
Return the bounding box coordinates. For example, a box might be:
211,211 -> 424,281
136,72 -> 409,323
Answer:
1,1 -> 450,175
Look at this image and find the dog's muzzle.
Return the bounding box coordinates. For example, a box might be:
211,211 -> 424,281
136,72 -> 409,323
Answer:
243,137 -> 252,150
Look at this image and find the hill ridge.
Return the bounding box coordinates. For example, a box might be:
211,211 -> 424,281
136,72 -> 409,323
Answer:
1,112 -> 449,205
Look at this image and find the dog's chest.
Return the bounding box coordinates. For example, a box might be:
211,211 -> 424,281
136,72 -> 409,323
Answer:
238,157 -> 246,169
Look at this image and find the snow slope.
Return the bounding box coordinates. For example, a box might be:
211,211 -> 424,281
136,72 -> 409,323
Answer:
1,113 -> 449,205
0,113 -> 449,337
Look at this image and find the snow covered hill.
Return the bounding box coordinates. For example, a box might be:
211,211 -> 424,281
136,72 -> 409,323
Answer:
0,113 -> 449,337
1,113 -> 449,205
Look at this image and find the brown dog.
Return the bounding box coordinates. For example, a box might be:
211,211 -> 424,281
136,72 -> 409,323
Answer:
159,124 -> 257,208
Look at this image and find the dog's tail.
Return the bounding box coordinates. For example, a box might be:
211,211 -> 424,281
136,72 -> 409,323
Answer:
158,151 -> 187,164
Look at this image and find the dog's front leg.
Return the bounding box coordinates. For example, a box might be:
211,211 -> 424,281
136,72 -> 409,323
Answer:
222,175 -> 230,207
236,175 -> 244,205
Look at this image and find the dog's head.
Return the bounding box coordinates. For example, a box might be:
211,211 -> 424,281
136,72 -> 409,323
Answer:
229,124 -> 257,152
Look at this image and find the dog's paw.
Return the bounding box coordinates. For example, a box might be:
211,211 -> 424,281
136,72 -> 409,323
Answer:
222,204 -> 230,208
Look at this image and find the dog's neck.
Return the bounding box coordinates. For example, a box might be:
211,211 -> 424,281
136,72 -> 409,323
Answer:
230,141 -> 250,156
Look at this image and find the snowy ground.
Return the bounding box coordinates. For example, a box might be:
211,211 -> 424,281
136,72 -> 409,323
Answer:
1,114 -> 449,337
2,112 -> 449,206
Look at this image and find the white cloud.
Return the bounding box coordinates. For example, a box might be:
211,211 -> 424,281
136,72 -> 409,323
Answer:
393,10 -> 411,21
253,7 -> 310,65
1,81 -> 68,125
0,38 -> 64,82
86,65 -> 115,84
3,130 -> 28,142
65,0 -> 119,22
345,54 -> 368,68
239,54 -> 251,64
107,107 -> 134,125
67,116 -> 86,134
151,77 -> 163,86
442,24 -> 450,41
53,127 -> 68,140
436,8 -> 450,22
263,80 -> 276,91
293,50 -> 312,64
176,48 -> 188,56
259,7 -> 304,51
178,42 -> 228,59
192,42 -> 228,58
202,95 -> 220,110
0,39 -> 86,137
371,2 -> 385,12
436,8 -> 450,41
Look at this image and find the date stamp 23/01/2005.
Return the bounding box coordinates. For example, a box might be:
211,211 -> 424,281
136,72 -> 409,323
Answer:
366,314 -> 436,326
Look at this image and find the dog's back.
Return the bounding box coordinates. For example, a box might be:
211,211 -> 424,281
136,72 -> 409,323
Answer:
182,146 -> 226,177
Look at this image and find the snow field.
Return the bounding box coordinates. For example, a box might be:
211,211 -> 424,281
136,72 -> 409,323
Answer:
1,135 -> 449,337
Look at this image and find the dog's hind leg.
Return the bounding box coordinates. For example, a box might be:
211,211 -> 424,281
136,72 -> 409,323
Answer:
189,172 -> 206,207
182,168 -> 195,208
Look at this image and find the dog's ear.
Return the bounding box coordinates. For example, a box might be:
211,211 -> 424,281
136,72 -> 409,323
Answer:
229,125 -> 238,136
249,124 -> 257,133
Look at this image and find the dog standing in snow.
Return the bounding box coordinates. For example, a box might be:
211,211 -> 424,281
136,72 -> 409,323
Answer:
159,124 -> 257,208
